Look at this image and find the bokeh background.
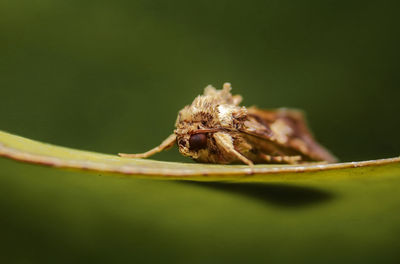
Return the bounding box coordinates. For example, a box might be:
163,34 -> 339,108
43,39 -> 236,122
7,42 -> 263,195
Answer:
1,0 -> 399,263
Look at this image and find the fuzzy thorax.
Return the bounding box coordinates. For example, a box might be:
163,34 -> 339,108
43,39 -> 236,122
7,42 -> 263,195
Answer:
174,83 -> 246,161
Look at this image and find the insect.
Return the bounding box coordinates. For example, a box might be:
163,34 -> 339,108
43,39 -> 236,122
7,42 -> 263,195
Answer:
119,83 -> 337,166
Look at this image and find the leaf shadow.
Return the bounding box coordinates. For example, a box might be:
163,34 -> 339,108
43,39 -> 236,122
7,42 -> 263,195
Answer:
182,181 -> 336,208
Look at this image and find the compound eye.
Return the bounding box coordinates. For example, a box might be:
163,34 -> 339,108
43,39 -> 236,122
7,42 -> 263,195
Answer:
189,133 -> 207,150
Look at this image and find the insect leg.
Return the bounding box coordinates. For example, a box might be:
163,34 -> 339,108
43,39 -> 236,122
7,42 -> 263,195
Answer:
118,134 -> 176,158
260,153 -> 302,164
213,132 -> 254,166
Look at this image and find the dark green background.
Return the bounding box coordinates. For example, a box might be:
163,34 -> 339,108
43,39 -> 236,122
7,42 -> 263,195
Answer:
1,0 -> 399,263
1,0 -> 399,161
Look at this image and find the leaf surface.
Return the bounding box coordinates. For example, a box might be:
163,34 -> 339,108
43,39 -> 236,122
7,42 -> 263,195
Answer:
1,129 -> 400,263
0,130 -> 399,182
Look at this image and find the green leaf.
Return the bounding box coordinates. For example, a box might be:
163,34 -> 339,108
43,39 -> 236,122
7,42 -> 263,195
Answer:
0,130 -> 399,182
1,129 -> 400,263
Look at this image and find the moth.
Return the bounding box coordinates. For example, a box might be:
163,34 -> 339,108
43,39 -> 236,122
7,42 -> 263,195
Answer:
119,83 -> 337,166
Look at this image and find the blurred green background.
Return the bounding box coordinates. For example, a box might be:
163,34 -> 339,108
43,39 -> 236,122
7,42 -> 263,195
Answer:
1,0 -> 399,263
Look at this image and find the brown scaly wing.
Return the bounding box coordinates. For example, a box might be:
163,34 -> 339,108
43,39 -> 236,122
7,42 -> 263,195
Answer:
241,107 -> 337,163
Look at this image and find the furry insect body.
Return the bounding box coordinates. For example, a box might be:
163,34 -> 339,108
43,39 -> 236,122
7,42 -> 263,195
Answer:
119,83 -> 337,165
